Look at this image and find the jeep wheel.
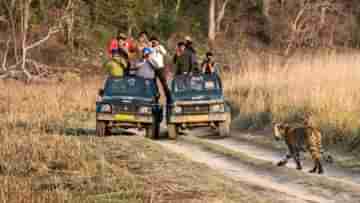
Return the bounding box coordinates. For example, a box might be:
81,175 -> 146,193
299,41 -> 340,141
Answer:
168,124 -> 178,139
105,126 -> 112,136
219,113 -> 231,137
146,122 -> 160,139
96,121 -> 106,137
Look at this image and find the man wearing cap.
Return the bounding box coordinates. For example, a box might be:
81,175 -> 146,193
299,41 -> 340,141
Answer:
135,47 -> 156,80
184,35 -> 199,71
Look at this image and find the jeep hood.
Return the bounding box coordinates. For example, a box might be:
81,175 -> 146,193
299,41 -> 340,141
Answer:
172,91 -> 223,102
101,95 -> 154,104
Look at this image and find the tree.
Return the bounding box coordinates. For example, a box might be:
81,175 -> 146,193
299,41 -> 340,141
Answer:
0,0 -> 71,80
1,0 -> 20,62
208,0 -> 231,45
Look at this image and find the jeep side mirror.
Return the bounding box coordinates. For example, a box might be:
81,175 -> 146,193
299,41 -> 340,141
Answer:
98,89 -> 104,97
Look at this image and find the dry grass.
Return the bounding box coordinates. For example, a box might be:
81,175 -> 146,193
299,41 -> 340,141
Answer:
0,78 -> 101,202
223,52 -> 360,148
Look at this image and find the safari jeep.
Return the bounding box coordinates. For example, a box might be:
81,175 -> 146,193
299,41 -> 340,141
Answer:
167,73 -> 231,139
96,76 -> 162,139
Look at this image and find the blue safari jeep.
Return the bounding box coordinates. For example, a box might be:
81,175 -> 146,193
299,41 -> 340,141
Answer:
96,76 -> 162,138
167,73 -> 231,139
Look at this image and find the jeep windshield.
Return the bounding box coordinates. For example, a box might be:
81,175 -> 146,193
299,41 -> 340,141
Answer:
104,76 -> 156,98
172,74 -> 221,93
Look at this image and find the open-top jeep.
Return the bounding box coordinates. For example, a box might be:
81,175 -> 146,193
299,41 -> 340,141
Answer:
167,73 -> 231,139
96,76 -> 162,138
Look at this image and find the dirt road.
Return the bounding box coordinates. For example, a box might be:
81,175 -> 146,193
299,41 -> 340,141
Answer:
157,128 -> 360,203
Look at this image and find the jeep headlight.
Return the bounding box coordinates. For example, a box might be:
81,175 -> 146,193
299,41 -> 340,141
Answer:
139,106 -> 151,114
172,106 -> 182,114
210,104 -> 224,112
100,104 -> 112,113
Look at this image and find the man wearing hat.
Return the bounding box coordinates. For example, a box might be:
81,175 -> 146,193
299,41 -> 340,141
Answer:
184,35 -> 199,72
135,47 -> 156,80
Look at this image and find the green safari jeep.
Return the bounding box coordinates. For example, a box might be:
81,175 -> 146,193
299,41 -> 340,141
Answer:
167,73 -> 231,139
96,76 -> 162,139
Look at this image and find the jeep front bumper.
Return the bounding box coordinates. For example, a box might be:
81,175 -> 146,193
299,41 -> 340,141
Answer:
96,113 -> 153,124
169,113 -> 227,124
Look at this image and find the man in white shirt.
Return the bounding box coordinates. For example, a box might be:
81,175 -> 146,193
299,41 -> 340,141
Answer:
149,36 -> 171,103
150,36 -> 167,69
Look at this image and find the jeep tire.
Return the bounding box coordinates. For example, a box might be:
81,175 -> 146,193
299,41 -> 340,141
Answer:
96,120 -> 107,137
168,124 -> 178,139
219,113 -> 231,137
105,126 -> 112,136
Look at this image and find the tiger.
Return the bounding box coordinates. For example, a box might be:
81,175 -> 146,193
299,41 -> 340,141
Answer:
272,122 -> 333,174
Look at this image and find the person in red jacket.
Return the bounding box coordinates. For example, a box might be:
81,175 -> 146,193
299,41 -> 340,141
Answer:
107,32 -> 129,57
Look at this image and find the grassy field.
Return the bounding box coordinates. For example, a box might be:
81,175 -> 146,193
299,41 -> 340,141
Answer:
223,52 -> 360,150
0,79 -> 98,202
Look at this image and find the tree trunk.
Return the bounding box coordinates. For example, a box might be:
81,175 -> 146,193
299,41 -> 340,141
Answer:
175,0 -> 182,19
21,0 -> 32,80
263,0 -> 271,18
215,0 -> 230,33
4,0 -> 19,62
65,0 -> 75,51
208,0 -> 216,44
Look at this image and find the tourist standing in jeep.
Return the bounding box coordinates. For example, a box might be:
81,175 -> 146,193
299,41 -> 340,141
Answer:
149,36 -> 172,103
135,31 -> 151,55
185,36 -> 199,71
201,51 -> 218,74
103,48 -> 130,77
173,42 -> 197,75
135,47 -> 156,80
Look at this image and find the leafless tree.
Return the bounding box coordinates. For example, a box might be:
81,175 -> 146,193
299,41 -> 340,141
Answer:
283,1 -> 344,56
0,0 -> 72,80
208,0 -> 231,44
2,0 -> 20,62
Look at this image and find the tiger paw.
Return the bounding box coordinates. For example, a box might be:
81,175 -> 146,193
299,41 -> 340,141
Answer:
309,168 -> 316,173
277,161 -> 287,166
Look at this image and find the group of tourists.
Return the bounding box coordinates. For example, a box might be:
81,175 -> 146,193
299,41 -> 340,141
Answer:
103,31 -> 219,102
104,31 -> 218,77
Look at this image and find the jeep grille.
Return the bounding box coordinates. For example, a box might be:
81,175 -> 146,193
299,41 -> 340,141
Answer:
182,104 -> 209,114
112,104 -> 137,113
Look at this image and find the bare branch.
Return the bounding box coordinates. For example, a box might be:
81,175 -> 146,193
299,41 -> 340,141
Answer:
0,15 -> 8,23
0,73 -> 10,79
7,61 -> 22,71
2,39 -> 11,71
292,5 -> 308,32
25,28 -> 60,51
216,0 -> 230,32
